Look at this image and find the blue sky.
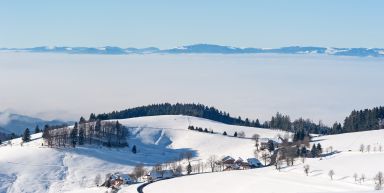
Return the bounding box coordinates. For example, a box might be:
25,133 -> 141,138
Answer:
1,0 -> 383,48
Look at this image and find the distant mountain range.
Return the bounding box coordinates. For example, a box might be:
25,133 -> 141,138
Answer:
0,112 -> 72,136
1,44 -> 384,57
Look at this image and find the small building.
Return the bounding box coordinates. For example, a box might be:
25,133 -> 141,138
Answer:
101,172 -> 132,189
147,169 -> 175,181
260,138 -> 280,150
247,158 -> 262,168
222,156 -> 235,165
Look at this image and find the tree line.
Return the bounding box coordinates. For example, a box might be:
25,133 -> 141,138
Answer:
341,106 -> 384,133
92,103 -> 264,128
42,118 -> 128,148
90,103 -> 384,136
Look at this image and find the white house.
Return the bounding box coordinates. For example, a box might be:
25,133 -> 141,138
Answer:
148,169 -> 175,181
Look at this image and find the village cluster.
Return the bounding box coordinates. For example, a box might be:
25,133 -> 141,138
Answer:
98,154 -> 264,190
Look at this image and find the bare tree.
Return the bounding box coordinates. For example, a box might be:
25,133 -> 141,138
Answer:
379,145 -> 383,152
301,156 -> 306,164
360,174 -> 366,183
275,150 -> 283,171
375,171 -> 384,190
353,173 -> 358,182
176,165 -> 183,175
360,144 -> 365,152
366,144 -> 371,152
253,149 -> 259,159
133,164 -> 146,181
328,169 -> 335,180
237,131 -> 245,138
252,134 -> 260,150
303,164 -> 310,176
94,174 -> 101,186
207,155 -> 218,172
261,151 -> 270,166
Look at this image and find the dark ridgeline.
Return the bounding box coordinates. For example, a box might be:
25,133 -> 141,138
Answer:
88,103 -> 384,137
93,103 -> 263,127
341,106 -> 384,133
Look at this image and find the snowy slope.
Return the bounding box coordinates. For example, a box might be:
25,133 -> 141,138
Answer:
118,115 -> 287,160
314,129 -> 384,152
145,167 -> 370,193
0,115 -> 283,193
2,115 -> 384,193
140,127 -> 384,193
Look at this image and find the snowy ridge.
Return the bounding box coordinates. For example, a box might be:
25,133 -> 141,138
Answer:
1,44 -> 384,57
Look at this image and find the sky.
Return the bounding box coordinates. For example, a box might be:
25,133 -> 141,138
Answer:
0,0 -> 383,48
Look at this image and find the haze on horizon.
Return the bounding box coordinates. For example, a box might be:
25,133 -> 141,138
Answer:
0,52 -> 383,125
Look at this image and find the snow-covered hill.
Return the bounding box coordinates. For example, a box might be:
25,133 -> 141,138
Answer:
1,115 -> 384,193
0,115 -> 282,193
141,122 -> 384,193
0,112 -> 71,135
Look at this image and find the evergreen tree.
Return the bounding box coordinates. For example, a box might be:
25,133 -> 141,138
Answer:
268,140 -> 275,152
187,162 -> 192,175
78,127 -> 85,145
255,119 -> 261,127
70,123 -> 78,148
89,113 -> 97,122
223,131 -> 227,136
316,143 -> 322,156
132,145 -> 137,154
34,125 -> 40,133
42,125 -> 50,142
234,132 -> 238,137
79,117 -> 86,124
310,144 -> 318,157
300,146 -> 307,157
22,128 -> 31,142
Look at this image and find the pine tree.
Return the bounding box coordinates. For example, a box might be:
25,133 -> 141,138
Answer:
22,128 -> 31,142
89,113 -> 97,122
34,125 -> 40,133
70,123 -> 78,148
316,143 -> 322,156
187,162 -> 192,175
255,119 -> 261,127
234,132 -> 238,137
223,131 -> 227,136
132,145 -> 137,154
78,127 -> 85,145
268,140 -> 275,152
79,117 -> 86,124
310,144 -> 318,157
300,146 -> 307,157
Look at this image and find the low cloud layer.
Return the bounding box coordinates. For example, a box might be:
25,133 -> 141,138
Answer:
0,53 -> 383,124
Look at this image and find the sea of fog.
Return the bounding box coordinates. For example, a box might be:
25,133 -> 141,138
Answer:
0,52 -> 383,125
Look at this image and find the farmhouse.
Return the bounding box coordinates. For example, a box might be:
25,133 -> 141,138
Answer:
147,169 -> 176,181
